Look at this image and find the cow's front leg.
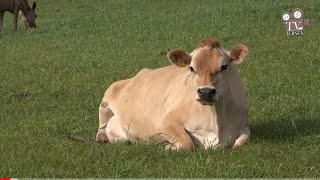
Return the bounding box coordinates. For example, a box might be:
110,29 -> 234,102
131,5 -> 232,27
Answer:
0,12 -> 4,32
233,126 -> 250,148
96,101 -> 113,143
160,122 -> 194,150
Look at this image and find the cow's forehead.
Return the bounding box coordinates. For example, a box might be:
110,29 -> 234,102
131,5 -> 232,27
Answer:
191,47 -> 227,72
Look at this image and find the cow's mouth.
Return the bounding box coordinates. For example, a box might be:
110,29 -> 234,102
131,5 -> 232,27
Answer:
197,99 -> 215,106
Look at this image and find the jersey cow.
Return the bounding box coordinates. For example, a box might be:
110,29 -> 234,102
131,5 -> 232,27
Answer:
96,38 -> 250,150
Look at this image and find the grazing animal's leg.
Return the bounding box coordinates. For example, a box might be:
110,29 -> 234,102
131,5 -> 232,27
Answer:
0,12 -> 4,32
233,126 -> 250,148
13,8 -> 19,31
96,101 -> 114,143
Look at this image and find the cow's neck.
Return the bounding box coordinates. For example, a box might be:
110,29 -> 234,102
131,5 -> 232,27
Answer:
212,98 -> 227,122
209,64 -> 247,146
19,0 -> 31,13
207,91 -> 238,147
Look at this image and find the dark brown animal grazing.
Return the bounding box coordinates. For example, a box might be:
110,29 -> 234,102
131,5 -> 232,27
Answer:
0,0 -> 37,32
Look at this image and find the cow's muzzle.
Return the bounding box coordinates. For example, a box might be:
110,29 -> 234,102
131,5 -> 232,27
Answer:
29,24 -> 36,28
196,87 -> 218,105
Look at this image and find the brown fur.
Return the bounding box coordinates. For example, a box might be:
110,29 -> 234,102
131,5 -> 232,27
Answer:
167,49 -> 192,67
193,48 -> 221,86
199,38 -> 220,49
0,0 -> 37,31
230,44 -> 248,64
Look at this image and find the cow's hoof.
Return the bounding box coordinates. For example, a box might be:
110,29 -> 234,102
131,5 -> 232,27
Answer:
232,140 -> 246,149
96,131 -> 109,144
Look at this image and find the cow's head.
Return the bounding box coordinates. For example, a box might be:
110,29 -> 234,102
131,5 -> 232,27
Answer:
167,38 -> 248,105
22,2 -> 37,28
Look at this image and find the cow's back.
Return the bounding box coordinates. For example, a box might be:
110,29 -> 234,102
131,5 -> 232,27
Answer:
0,0 -> 14,13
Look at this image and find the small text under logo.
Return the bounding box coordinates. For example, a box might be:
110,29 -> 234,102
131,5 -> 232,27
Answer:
282,8 -> 309,36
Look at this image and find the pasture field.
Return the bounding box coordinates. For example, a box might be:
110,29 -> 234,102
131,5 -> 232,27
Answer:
1,0 -> 320,177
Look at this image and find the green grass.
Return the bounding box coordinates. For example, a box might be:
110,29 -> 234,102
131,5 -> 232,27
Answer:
1,0 -> 320,177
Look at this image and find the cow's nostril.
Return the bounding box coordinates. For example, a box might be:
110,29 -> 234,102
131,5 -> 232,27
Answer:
209,89 -> 217,96
197,88 -> 203,95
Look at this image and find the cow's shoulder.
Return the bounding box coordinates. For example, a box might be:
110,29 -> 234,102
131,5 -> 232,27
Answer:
134,66 -> 173,77
132,65 -> 183,82
136,68 -> 152,75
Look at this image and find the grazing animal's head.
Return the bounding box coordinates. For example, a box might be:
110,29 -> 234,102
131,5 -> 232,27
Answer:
167,38 -> 248,105
21,2 -> 37,28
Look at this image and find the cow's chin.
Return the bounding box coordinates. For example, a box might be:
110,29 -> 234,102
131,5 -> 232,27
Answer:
197,99 -> 216,106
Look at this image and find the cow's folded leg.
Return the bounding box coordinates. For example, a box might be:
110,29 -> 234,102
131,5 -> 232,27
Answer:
96,101 -> 113,143
233,126 -> 250,148
160,125 -> 194,151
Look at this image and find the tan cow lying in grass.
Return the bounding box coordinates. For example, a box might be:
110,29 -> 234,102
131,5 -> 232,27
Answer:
96,38 -> 250,150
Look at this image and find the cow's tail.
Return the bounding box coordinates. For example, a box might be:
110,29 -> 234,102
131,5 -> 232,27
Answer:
96,101 -> 114,143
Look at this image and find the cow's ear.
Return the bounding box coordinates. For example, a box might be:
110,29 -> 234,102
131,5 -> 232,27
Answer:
167,49 -> 191,67
32,2 -> 37,10
229,44 -> 248,64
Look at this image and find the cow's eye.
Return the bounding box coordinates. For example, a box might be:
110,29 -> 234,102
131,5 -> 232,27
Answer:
221,64 -> 228,72
189,66 -> 196,73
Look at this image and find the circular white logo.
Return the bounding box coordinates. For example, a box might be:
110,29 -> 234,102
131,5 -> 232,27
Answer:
294,11 -> 302,18
282,14 -> 290,21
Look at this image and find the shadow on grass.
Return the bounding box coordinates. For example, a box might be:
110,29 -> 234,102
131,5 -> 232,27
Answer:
251,117 -> 320,142
62,132 -> 90,144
